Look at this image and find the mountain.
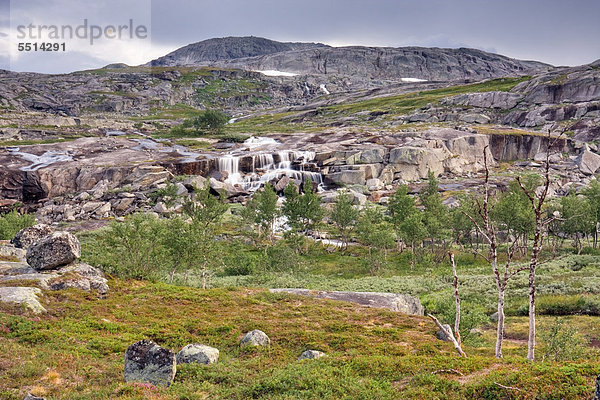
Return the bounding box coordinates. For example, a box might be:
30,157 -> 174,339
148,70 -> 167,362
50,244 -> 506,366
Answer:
148,36 -> 552,81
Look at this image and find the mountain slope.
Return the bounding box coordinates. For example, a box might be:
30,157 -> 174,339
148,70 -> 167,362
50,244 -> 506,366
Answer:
148,36 -> 552,81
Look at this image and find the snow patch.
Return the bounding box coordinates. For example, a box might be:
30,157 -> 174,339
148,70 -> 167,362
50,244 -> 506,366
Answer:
401,77 -> 428,83
255,70 -> 298,77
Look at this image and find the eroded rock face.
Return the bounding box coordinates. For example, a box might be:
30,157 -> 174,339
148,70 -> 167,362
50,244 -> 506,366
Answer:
176,344 -> 219,365
0,286 -> 45,313
26,231 -> 81,270
269,289 -> 425,316
11,224 -> 53,249
124,340 -> 176,387
240,330 -> 270,347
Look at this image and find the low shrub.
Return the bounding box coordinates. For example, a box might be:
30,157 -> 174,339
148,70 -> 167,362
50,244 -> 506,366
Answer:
539,318 -> 588,361
0,210 -> 35,240
516,295 -> 600,316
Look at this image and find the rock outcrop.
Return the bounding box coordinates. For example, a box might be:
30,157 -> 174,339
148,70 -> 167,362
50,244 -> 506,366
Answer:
0,286 -> 45,313
270,288 -> 425,316
124,340 -> 177,387
26,232 -> 81,270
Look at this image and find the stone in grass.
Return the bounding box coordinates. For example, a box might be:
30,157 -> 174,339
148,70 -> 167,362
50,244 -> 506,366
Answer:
298,350 -> 326,361
176,344 -> 219,365
240,329 -> 270,347
124,340 -> 176,387
0,287 -> 45,314
26,231 -> 81,271
24,394 -> 46,400
11,224 -> 53,249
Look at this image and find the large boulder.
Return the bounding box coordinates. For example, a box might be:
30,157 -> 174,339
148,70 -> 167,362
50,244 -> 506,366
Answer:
324,170 -> 366,186
26,232 -> 81,270
124,340 -> 176,387
269,289 -> 425,316
240,330 -> 270,347
11,224 -> 53,249
0,287 -> 45,313
576,146 -> 600,175
176,344 -> 219,365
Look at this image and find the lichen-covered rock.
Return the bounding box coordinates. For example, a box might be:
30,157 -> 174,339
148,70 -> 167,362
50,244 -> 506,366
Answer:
26,232 -> 81,270
240,330 -> 270,347
0,286 -> 45,313
298,350 -> 325,361
124,340 -> 176,387
0,244 -> 27,262
52,263 -> 109,294
11,224 -> 53,249
176,344 -> 219,365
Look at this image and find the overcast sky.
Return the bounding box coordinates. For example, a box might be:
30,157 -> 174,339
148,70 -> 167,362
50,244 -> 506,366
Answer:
1,0 -> 599,74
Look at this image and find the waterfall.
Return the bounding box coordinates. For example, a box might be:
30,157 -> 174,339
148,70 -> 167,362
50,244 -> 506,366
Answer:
217,149 -> 323,192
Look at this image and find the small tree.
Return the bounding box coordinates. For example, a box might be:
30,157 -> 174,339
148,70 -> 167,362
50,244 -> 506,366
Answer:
193,109 -> 228,135
420,170 -> 449,258
356,205 -> 396,274
330,191 -> 359,250
282,179 -> 324,253
242,183 -> 280,246
560,191 -> 596,253
387,185 -> 426,268
583,179 -> 600,247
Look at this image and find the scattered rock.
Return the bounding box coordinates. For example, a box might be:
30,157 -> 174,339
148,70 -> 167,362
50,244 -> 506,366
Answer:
176,344 -> 219,365
0,244 -> 27,262
24,394 -> 46,400
26,231 -> 81,270
49,263 -> 109,294
489,312 -> 499,323
0,287 -> 45,313
298,350 -> 325,361
240,330 -> 270,347
11,224 -> 53,249
436,324 -> 454,341
269,289 -> 424,316
124,340 -> 176,387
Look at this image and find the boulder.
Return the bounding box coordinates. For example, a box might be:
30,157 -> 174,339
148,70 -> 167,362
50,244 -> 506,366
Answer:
26,231 -> 81,270
575,146 -> 600,175
124,340 -> 176,387
176,344 -> 219,365
11,224 -> 53,249
0,287 -> 45,313
0,244 -> 27,262
240,330 -> 270,347
209,178 -> 246,198
182,175 -> 208,191
269,289 -> 424,316
298,350 -> 325,361
325,170 -> 366,186
49,263 -> 109,294
459,113 -> 491,124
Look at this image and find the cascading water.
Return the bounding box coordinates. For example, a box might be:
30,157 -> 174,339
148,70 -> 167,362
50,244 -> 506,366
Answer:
216,137 -> 324,192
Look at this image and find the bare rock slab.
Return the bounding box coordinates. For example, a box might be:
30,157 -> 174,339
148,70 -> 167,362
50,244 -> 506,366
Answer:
0,286 -> 45,313
240,330 -> 270,347
176,344 -> 219,365
26,231 -> 81,270
11,224 -> 53,249
269,289 -> 424,316
124,340 -> 176,387
298,350 -> 325,361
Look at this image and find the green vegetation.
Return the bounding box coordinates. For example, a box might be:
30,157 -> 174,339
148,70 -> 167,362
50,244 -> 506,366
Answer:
169,109 -> 229,137
0,210 -> 35,240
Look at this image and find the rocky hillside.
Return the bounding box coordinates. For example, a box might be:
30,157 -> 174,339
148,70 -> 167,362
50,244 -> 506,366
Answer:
149,36 -> 552,81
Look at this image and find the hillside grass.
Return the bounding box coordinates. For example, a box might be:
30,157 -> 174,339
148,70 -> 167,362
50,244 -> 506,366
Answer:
1,279 -> 599,400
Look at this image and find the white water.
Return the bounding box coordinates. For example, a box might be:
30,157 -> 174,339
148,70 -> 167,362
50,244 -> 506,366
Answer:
217,137 -> 324,192
319,84 -> 330,95
9,148 -> 73,171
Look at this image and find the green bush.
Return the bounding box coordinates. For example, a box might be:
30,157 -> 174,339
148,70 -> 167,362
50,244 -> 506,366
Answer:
517,295 -> 600,316
0,210 -> 35,240
539,318 -> 588,361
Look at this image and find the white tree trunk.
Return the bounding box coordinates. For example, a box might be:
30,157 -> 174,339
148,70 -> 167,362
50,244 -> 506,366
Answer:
495,288 -> 505,358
